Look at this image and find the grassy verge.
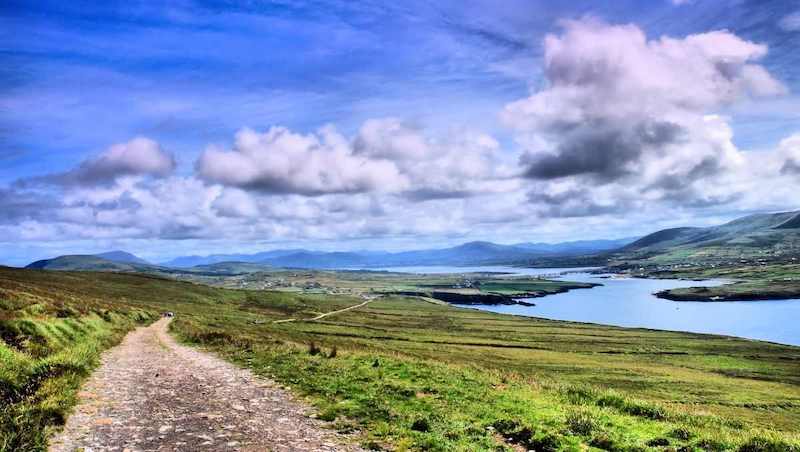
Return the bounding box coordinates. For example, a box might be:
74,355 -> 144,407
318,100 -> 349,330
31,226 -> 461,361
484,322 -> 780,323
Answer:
2,267 -> 800,451
0,271 -> 158,451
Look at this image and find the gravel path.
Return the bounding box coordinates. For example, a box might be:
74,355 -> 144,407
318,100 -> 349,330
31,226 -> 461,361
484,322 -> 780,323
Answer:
273,297 -> 375,324
49,318 -> 363,452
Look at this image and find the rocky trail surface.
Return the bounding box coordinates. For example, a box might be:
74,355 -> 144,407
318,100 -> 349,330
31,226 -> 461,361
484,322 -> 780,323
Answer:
49,318 -> 363,452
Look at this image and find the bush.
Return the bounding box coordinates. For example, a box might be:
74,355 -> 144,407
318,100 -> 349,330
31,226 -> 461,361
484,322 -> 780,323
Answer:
529,433 -> 561,452
670,428 -> 693,441
738,436 -> 799,452
589,433 -> 619,451
410,417 -> 430,432
562,385 -> 598,404
596,393 -> 666,420
566,410 -> 597,436
646,437 -> 670,447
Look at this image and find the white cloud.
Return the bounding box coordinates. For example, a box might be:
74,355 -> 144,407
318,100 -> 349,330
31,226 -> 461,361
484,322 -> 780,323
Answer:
4,19 -> 800,260
212,188 -> 260,218
30,137 -> 176,186
502,18 -> 786,213
197,126 -> 408,195
197,119 -> 514,200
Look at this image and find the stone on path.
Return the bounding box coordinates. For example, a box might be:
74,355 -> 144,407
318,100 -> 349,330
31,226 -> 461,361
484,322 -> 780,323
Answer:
49,318 -> 363,452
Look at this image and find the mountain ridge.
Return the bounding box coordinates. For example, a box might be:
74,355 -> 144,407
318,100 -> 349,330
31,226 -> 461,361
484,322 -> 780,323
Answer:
615,209 -> 800,263
94,250 -> 150,265
159,238 -> 637,269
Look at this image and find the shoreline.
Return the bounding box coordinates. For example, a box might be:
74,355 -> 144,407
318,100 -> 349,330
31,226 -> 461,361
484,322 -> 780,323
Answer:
390,282 -> 601,306
654,289 -> 800,302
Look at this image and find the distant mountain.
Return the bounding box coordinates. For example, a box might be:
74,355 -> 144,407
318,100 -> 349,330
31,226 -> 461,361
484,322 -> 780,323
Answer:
161,249 -> 305,267
169,239 -> 635,270
616,210 -> 800,263
94,250 -> 150,265
513,238 -> 637,255
26,255 -> 141,271
184,261 -> 274,275
28,237 -> 637,272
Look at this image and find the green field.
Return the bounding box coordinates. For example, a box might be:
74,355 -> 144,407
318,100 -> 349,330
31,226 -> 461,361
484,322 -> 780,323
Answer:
1,267 -> 799,451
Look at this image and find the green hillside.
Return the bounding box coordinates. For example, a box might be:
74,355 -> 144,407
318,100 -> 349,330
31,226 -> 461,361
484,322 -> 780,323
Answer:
1,267 -> 799,451
25,255 -> 143,271
615,210 -> 800,265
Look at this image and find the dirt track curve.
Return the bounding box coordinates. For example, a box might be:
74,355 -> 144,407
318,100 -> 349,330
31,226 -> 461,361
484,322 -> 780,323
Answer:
49,318 -> 363,452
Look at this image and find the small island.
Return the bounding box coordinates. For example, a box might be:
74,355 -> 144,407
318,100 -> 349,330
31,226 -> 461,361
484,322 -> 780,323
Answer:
616,263 -> 800,302
656,280 -> 800,302
390,279 -> 601,306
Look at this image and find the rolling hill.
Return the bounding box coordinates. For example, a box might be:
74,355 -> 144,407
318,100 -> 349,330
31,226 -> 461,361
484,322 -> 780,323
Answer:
94,250 -> 150,265
25,255 -> 143,271
615,210 -> 800,263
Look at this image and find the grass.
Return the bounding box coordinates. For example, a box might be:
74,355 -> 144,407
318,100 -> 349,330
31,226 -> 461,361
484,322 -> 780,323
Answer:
1,267 -> 799,451
0,273 -> 158,451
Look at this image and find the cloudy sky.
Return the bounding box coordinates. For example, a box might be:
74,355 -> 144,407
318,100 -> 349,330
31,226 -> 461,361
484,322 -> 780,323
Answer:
2,0 -> 800,265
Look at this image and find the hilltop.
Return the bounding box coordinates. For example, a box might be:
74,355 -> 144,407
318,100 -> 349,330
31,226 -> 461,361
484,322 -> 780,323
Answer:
613,210 -> 800,265
94,250 -> 150,265
25,255 -> 144,271
25,250 -> 153,272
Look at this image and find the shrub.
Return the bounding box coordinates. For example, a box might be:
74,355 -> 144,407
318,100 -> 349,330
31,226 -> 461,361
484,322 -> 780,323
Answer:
562,385 -> 598,404
738,436 -> 799,452
566,410 -> 597,436
670,428 -> 693,441
410,417 -> 430,432
529,433 -> 561,452
596,393 -> 666,421
647,437 -> 670,447
589,433 -> 619,451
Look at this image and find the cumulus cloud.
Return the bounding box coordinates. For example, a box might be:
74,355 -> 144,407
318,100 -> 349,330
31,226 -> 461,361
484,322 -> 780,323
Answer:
4,18 -> 800,257
354,118 -> 514,200
0,188 -> 59,222
212,188 -> 260,218
197,126 -> 408,195
503,18 -> 786,212
22,137 -> 175,187
197,119 -> 513,200
778,134 -> 800,174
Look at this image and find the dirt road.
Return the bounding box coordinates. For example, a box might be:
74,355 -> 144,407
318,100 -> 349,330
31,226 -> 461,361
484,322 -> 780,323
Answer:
49,318 -> 362,452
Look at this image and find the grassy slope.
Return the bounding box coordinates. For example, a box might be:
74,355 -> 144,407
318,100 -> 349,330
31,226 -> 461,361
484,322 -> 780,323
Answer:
1,268 -> 799,451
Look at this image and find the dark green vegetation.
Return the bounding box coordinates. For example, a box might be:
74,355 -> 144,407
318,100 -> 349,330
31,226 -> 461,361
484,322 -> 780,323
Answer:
2,267 -> 799,451
394,279 -> 599,305
628,264 -> 800,302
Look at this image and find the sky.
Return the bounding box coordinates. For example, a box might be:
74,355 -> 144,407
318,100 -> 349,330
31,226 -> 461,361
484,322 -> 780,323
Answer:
1,0 -> 800,265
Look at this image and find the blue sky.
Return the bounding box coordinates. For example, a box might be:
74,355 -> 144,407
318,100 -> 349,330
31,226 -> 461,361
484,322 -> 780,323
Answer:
1,0 -> 800,264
